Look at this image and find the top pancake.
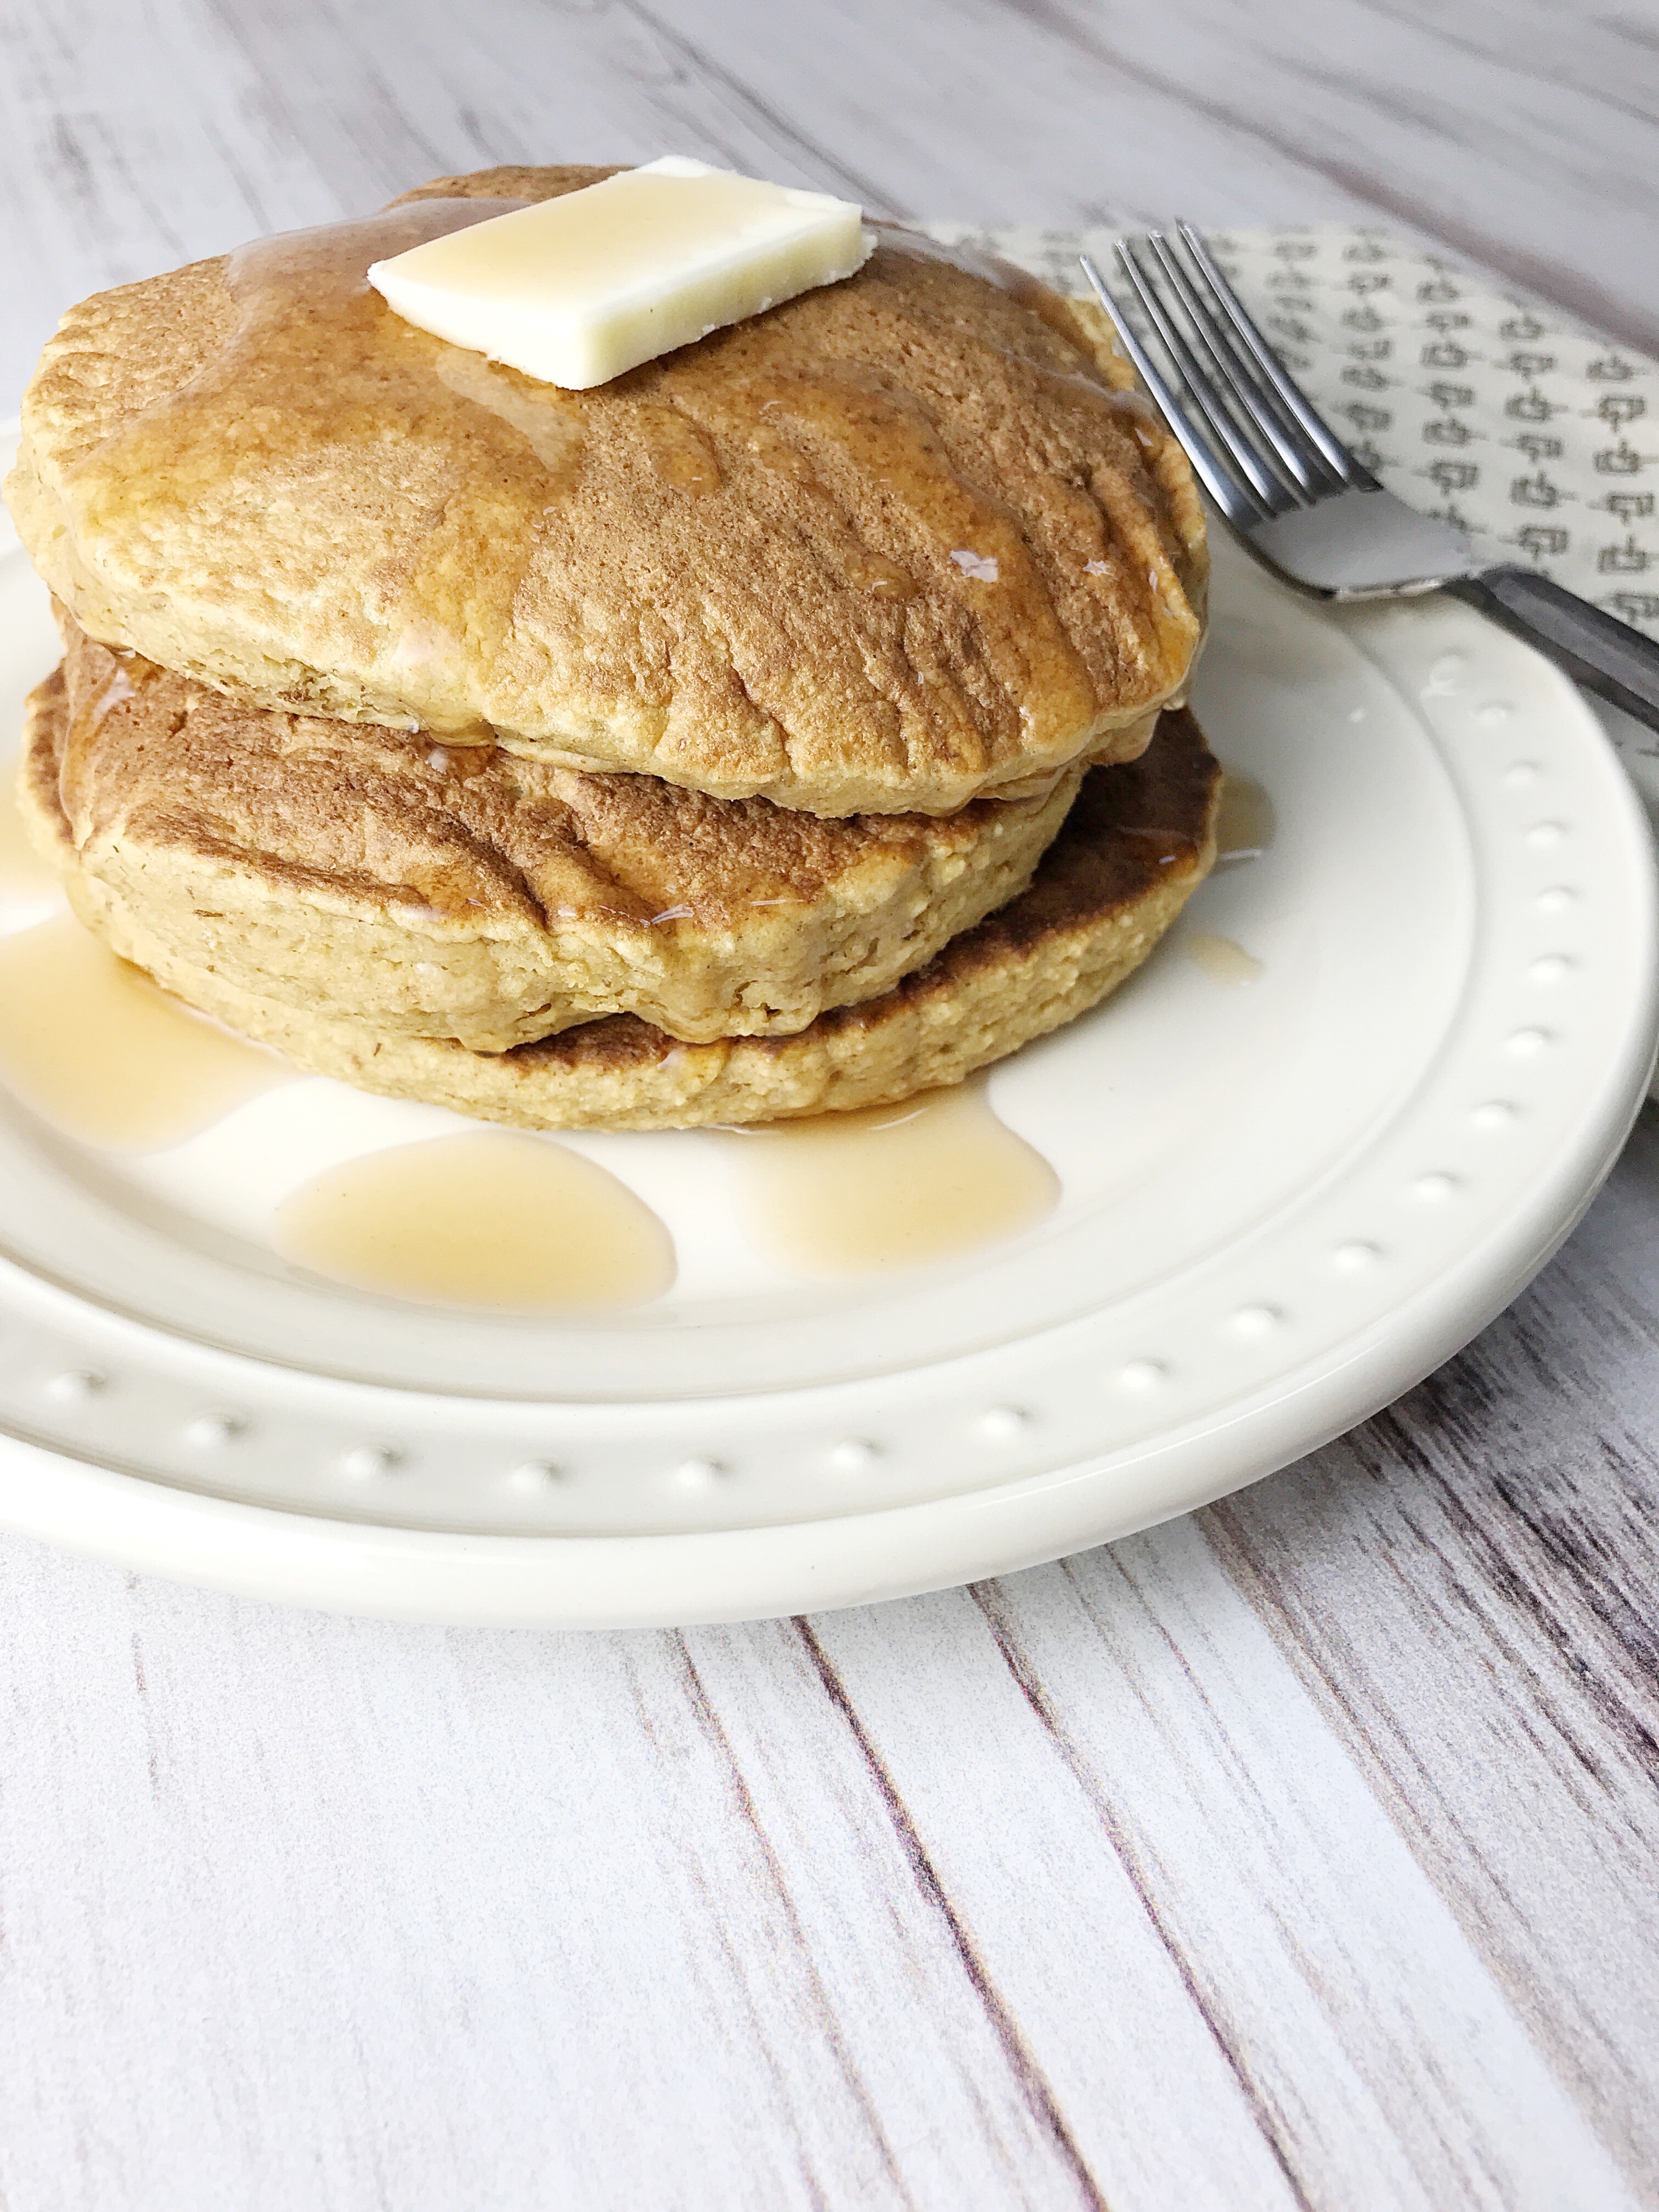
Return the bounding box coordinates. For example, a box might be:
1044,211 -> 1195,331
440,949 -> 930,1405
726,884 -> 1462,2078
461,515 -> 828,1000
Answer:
8,163 -> 1206,817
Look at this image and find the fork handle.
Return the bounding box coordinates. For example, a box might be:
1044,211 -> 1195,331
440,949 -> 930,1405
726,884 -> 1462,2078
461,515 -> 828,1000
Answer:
1447,567 -> 1659,733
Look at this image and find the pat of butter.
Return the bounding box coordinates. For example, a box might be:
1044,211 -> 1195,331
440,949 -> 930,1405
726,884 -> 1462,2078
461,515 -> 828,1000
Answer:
368,157 -> 871,389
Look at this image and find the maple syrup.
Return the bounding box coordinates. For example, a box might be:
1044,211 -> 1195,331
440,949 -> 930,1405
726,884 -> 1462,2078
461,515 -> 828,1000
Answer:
0,914 -> 292,1147
725,1082 -> 1058,1274
271,1133 -> 676,1309
0,761 -> 59,899
1185,931 -> 1262,986
1214,772 -> 1277,866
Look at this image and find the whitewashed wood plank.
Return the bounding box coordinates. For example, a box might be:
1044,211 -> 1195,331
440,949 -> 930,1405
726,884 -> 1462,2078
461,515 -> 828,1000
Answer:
670,1619 -> 1111,2208
1205,1104 -> 1659,2197
1282,0 -> 1659,119
583,0 -> 1381,225
0,0 -> 341,392
976,0 -> 1659,347
809,1554 -> 1644,2211
0,1536 -> 1116,2211
800,1596 -> 1307,2212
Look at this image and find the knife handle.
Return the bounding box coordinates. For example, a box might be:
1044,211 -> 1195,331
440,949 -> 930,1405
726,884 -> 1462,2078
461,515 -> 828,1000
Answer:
1447,566 -> 1659,733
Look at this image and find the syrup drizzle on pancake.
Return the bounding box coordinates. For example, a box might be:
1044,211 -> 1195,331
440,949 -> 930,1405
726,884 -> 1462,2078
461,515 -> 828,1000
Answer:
723,1081 -> 1058,1274
270,1132 -> 676,1308
1120,824 -> 1205,872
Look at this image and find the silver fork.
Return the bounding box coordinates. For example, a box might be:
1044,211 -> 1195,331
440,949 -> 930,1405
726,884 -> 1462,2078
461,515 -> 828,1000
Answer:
1080,227 -> 1659,734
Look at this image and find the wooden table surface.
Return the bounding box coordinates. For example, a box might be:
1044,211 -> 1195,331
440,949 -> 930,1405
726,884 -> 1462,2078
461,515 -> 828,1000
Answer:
4,5 -> 1659,2207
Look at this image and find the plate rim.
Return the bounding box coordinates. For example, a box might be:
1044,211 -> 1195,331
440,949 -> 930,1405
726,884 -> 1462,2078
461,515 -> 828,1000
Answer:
0,1100 -> 1640,1629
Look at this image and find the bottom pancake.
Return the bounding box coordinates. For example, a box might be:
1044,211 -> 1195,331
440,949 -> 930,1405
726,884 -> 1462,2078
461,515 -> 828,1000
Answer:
21,686 -> 1220,1129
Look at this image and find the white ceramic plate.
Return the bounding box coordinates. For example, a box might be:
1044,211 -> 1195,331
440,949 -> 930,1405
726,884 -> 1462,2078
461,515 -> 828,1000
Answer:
1,427 -> 1655,1625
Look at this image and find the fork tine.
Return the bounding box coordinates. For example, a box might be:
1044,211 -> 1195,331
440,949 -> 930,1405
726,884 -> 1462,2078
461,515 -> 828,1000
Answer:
1113,238 -> 1295,514
1175,223 -> 1378,490
1146,233 -> 1331,501
1076,253 -> 1264,528
1119,240 -> 1300,515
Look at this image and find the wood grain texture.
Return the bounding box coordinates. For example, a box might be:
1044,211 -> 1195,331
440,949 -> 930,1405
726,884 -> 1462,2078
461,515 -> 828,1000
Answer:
1207,1107 -> 1659,2200
0,1557 -> 1105,2210
3,3 -> 1659,2206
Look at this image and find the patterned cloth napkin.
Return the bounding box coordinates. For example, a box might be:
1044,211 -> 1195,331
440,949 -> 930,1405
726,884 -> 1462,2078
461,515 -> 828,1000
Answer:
927,219 -> 1659,820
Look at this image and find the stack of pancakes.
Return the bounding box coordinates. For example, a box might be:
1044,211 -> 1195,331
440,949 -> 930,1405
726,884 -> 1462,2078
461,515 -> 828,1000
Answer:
7,165 -> 1217,1130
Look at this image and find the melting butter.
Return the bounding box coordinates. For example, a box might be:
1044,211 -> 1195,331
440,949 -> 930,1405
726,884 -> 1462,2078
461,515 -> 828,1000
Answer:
272,1134 -> 676,1310
727,1083 -> 1058,1276
0,914 -> 293,1147
1186,932 -> 1262,986
369,157 -> 870,390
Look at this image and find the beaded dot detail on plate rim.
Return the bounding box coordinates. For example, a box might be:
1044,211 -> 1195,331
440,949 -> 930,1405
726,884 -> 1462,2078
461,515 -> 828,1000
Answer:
1503,758 -> 1540,786
338,1443 -> 399,1480
1412,1172 -> 1460,1204
1529,955 -> 1572,985
184,1413 -> 243,1448
827,1438 -> 879,1474
1507,1028 -> 1552,1057
46,1369 -> 104,1402
1116,1360 -> 1166,1392
1231,1304 -> 1282,1339
1333,1241 -> 1381,1272
1537,887 -> 1577,914
673,1456 -> 723,1487
978,1406 -> 1028,1441
1471,1099 -> 1519,1131
1527,821 -> 1566,849
505,1459 -> 562,1492
1476,700 -> 1514,726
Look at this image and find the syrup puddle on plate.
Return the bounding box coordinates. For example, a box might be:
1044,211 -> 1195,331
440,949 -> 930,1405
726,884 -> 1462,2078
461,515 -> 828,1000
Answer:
1185,930 -> 1263,986
724,1083 -> 1058,1276
0,765 -> 60,900
0,913 -> 294,1147
1213,771 -> 1277,867
270,1133 -> 677,1310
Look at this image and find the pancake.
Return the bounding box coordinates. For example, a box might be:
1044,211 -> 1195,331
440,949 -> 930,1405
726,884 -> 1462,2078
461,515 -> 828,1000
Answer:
40,613 -> 1082,1051
8,163 -> 1206,817
24,682 -> 1221,1129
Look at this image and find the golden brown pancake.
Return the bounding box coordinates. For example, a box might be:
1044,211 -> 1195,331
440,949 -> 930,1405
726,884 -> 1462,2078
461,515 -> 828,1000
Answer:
40,613 -> 1082,1051
24,683 -> 1220,1128
8,164 -> 1205,817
